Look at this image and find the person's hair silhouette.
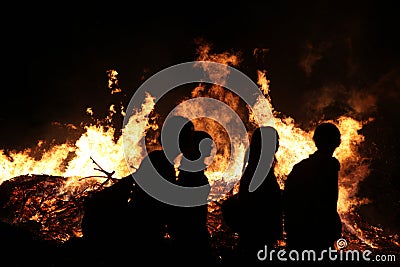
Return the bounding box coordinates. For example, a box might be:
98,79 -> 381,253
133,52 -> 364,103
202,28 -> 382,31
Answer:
221,126 -> 283,265
283,122 -> 343,253
239,126 -> 280,195
237,126 -> 283,263
170,130 -> 214,266
313,122 -> 341,154
129,115 -> 196,262
80,115 -> 196,265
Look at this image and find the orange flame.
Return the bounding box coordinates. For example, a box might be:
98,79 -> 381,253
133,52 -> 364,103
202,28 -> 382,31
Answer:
107,69 -> 122,94
0,42 -> 380,249
0,91 -> 156,197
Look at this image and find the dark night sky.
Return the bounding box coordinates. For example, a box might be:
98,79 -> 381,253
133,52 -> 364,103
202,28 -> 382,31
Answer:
2,1 -> 399,148
1,0 -> 400,242
1,4 -> 399,149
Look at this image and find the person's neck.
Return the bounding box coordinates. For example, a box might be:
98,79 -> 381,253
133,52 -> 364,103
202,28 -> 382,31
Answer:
315,148 -> 334,157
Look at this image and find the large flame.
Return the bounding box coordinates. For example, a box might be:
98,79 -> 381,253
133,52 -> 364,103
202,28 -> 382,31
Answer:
0,90 -> 156,194
0,42 -> 392,250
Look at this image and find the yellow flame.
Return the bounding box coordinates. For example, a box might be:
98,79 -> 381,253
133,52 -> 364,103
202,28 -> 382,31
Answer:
107,69 -> 122,94
86,107 -> 94,116
0,93 -> 156,196
0,42 -> 376,248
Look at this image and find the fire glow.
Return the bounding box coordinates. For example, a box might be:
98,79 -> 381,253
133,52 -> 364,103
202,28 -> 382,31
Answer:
0,42 -> 384,250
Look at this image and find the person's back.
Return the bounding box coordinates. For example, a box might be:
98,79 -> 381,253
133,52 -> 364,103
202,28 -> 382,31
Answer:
81,116 -> 194,264
284,122 -> 343,252
128,148 -> 178,262
128,116 -> 197,264
237,126 -> 283,263
173,169 -> 210,255
80,175 -> 135,264
171,130 -> 213,265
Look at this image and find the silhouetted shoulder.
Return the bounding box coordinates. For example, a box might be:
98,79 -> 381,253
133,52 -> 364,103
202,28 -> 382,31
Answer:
147,149 -> 172,169
291,153 -> 340,172
148,149 -> 167,160
147,149 -> 176,184
332,157 -> 340,170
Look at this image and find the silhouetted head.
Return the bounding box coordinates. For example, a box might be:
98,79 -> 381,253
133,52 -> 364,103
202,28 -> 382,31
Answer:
250,126 -> 280,155
158,115 -> 194,146
183,130 -> 214,161
194,131 -> 214,158
178,119 -> 195,156
313,122 -> 341,154
246,126 -> 280,170
157,115 -> 195,162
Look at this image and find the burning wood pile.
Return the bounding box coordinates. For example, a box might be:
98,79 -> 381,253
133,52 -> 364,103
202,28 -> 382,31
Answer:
0,174 -> 83,242
0,158 -> 118,243
1,43 -> 398,266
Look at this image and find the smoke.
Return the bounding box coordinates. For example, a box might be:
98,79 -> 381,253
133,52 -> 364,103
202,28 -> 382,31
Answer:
303,68 -> 400,122
347,91 -> 377,114
300,66 -> 400,246
299,41 -> 332,77
303,84 -> 378,121
372,69 -> 400,103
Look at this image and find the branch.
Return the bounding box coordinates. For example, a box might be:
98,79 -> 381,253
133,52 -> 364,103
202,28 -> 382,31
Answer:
90,156 -> 115,178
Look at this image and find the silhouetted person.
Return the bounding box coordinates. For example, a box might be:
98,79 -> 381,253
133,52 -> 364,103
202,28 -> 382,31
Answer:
80,174 -> 135,265
127,116 -> 196,264
283,122 -> 343,252
81,115 -> 195,265
235,126 -> 283,264
170,130 -> 214,266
